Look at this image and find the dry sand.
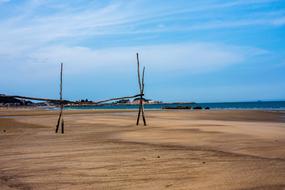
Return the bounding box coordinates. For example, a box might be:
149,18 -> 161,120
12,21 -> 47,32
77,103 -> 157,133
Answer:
0,109 -> 285,190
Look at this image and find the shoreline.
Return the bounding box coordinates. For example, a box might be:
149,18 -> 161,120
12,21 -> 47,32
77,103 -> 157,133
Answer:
2,100 -> 285,111
2,107 -> 285,113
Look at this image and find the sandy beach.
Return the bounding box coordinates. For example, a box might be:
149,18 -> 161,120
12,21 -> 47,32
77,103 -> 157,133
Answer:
0,109 -> 285,190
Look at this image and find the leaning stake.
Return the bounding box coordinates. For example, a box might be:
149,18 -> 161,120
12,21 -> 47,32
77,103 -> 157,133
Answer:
55,63 -> 64,133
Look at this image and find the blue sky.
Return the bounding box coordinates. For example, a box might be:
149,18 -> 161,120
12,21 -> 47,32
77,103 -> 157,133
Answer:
0,0 -> 285,102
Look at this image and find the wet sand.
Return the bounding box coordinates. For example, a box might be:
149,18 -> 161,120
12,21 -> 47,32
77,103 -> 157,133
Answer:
0,109 -> 285,190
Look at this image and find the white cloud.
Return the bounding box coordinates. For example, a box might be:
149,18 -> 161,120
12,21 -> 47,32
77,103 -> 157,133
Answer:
27,43 -> 266,76
0,0 -> 283,58
0,0 -> 279,78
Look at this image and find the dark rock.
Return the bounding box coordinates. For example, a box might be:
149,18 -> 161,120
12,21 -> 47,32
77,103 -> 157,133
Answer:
163,106 -> 191,109
193,106 -> 202,110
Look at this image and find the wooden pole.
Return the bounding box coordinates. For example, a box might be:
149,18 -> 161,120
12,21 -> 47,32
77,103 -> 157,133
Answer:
136,53 -> 147,126
1,95 -> 73,104
136,53 -> 142,125
1,94 -> 143,105
61,114 -> 64,134
60,63 -> 64,134
142,67 -> 145,92
60,63 -> 63,102
94,94 -> 143,104
136,104 -> 141,125
55,63 -> 64,134
137,53 -> 142,92
141,66 -> 146,126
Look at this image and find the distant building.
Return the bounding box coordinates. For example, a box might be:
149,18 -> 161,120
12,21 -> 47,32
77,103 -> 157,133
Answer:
148,100 -> 163,104
131,98 -> 163,104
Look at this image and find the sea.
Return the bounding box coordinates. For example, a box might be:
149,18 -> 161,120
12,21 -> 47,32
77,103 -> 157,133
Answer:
65,101 -> 285,110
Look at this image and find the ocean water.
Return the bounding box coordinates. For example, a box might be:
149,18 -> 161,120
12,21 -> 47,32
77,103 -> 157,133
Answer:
65,101 -> 285,110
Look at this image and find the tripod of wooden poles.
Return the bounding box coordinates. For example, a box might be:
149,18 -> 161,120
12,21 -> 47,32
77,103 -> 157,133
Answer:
136,53 -> 147,126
